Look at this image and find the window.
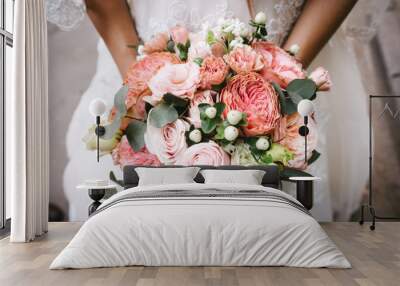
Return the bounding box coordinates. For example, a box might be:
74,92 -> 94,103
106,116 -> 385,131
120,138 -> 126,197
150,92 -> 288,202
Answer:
0,0 -> 14,233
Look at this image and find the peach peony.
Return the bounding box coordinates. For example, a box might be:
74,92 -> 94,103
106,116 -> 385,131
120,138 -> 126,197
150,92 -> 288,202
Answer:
199,56 -> 229,89
169,25 -> 189,45
252,42 -> 305,88
144,119 -> 189,164
221,72 -> 280,136
143,32 -> 169,54
187,90 -> 215,128
224,45 -> 264,74
275,113 -> 318,170
176,141 -> 230,166
123,52 -> 180,109
112,136 -> 161,168
309,67 -> 332,91
149,62 -> 200,102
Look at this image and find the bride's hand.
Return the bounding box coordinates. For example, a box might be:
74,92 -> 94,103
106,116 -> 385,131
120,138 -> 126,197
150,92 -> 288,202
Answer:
86,0 -> 139,77
283,0 -> 357,68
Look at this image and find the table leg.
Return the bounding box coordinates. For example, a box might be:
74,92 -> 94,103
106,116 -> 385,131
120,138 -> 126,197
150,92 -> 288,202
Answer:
296,181 -> 313,210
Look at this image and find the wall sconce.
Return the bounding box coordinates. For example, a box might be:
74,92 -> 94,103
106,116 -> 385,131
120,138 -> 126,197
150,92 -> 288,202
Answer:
297,99 -> 314,163
89,98 -> 106,162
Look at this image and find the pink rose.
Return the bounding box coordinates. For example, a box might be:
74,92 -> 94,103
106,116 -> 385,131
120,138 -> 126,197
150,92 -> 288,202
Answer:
170,25 -> 189,45
309,67 -> 332,91
253,42 -> 305,88
187,90 -> 215,128
223,45 -> 264,74
276,113 -> 318,170
123,52 -> 180,109
199,56 -> 229,89
176,141 -> 230,166
112,136 -> 161,168
149,62 -> 200,102
143,32 -> 169,54
221,73 -> 281,136
144,119 -> 189,164
211,41 -> 226,58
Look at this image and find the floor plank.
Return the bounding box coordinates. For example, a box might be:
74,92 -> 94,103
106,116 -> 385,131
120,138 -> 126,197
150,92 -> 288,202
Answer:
0,222 -> 399,286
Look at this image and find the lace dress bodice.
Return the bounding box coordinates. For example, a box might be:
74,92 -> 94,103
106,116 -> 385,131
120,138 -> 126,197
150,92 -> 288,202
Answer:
46,0 -> 305,46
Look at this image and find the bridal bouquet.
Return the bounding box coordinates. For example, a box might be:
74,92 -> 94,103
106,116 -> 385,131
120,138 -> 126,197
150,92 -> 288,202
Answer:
84,12 -> 332,178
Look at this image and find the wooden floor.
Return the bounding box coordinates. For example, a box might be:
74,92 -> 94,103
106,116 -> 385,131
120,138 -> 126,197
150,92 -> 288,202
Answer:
0,222 -> 399,286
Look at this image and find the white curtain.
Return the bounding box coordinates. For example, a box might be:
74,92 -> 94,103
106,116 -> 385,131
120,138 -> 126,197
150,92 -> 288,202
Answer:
8,0 -> 49,242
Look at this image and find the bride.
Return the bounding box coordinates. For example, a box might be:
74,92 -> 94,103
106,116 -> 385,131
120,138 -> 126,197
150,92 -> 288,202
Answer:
47,0 -> 368,221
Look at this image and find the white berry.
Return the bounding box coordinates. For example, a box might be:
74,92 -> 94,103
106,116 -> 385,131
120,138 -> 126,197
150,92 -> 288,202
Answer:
205,107 -> 217,119
227,110 -> 243,125
189,129 -> 202,143
224,126 -> 239,141
256,137 -> 270,150
254,12 -> 267,25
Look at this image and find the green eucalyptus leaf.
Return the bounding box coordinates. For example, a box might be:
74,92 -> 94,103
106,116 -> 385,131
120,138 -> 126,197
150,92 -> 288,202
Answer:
115,85 -> 129,113
163,93 -> 188,108
214,124 -> 226,140
286,79 -> 316,101
148,103 -> 178,128
103,116 -> 122,140
125,120 -> 146,151
193,57 -> 203,66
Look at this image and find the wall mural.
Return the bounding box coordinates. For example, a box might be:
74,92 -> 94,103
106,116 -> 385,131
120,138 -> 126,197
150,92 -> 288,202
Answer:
84,17 -> 330,181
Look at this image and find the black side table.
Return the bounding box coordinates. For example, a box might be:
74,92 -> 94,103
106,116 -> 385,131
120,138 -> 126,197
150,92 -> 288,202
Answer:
289,177 -> 320,210
77,184 -> 117,216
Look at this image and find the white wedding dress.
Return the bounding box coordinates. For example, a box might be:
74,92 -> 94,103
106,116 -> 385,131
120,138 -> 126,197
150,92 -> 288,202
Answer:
47,0 -> 371,221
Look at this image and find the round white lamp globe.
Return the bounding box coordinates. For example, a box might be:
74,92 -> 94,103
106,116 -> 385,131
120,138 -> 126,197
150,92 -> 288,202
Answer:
227,110 -> 242,125
297,99 -> 314,117
224,126 -> 239,141
256,137 -> 270,150
205,107 -> 217,119
89,98 -> 107,117
254,12 -> 267,24
189,129 -> 202,143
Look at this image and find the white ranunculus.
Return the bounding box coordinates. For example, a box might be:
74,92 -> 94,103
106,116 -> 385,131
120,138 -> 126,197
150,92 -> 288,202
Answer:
224,126 -> 239,141
229,37 -> 244,49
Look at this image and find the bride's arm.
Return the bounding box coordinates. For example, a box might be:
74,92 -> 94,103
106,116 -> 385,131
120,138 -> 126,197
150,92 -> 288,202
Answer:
85,0 -> 139,77
283,0 -> 357,68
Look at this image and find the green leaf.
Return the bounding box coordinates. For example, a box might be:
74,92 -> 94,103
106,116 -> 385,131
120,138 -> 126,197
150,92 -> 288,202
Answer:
125,120 -> 146,151
286,79 -> 317,101
109,171 -> 124,187
280,167 -> 312,181
148,103 -> 178,128
307,150 -> 321,165
193,57 -> 203,66
102,85 -> 129,139
214,102 -> 226,117
166,39 -> 175,53
214,124 -> 226,140
163,93 -> 188,108
206,30 -> 216,45
176,40 -> 190,61
272,81 -> 297,115
237,113 -> 248,127
201,118 -> 218,134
